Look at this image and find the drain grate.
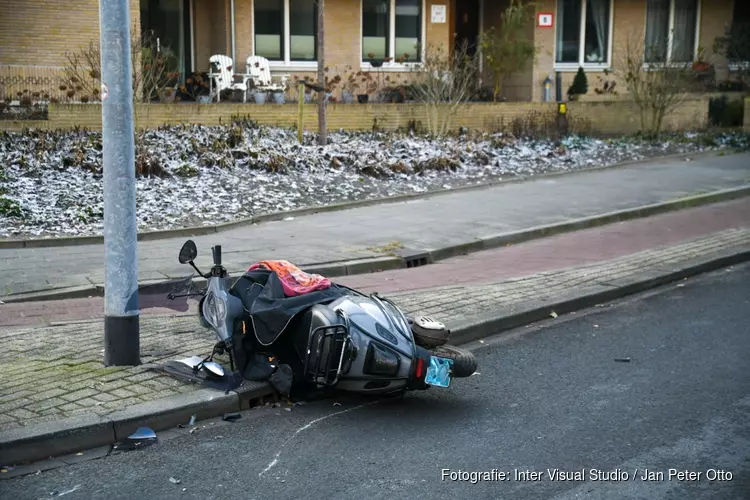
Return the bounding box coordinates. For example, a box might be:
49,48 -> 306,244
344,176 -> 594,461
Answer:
398,248 -> 432,269
405,255 -> 430,268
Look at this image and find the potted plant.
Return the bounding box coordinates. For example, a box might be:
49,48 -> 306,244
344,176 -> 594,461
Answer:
567,67 -> 588,101
271,80 -> 287,104
357,72 -> 378,103
340,66 -> 357,103
323,69 -> 342,103
253,89 -> 267,104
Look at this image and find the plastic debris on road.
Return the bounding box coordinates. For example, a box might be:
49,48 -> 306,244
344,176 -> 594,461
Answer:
169,477 -> 181,484
112,427 -> 158,452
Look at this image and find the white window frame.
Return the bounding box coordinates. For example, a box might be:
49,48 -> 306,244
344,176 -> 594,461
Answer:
251,0 -> 319,71
360,0 -> 427,72
642,0 -> 702,69
553,0 -> 615,72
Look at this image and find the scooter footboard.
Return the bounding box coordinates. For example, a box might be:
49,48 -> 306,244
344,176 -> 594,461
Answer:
305,323 -> 351,387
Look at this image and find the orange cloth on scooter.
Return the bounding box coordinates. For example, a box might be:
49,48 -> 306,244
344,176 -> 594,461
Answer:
247,260 -> 331,297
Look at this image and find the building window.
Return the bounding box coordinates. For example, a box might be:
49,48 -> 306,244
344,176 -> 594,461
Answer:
555,0 -> 612,67
644,0 -> 699,63
362,0 -> 422,63
254,0 -> 317,63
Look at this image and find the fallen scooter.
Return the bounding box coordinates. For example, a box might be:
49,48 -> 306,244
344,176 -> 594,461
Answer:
167,239 -> 477,397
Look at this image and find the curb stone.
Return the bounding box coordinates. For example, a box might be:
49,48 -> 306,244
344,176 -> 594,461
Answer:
1,247 -> 747,469
0,381 -> 275,468
0,149 -> 728,250
3,184 -> 749,303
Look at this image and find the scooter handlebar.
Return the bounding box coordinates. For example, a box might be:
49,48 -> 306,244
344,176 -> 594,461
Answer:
212,245 -> 222,266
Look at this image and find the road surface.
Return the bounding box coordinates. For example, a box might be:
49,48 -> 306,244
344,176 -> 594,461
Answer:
1,263 -> 749,500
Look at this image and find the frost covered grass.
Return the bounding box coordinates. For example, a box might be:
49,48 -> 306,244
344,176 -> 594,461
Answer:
0,123 -> 748,238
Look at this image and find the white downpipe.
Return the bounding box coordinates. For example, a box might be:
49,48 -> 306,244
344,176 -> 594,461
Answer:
231,0 -> 236,64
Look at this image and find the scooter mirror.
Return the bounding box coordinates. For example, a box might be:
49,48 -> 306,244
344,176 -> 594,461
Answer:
203,361 -> 225,378
179,240 -> 198,264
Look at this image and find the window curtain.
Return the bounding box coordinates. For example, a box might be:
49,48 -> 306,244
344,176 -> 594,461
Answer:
585,0 -> 609,63
671,0 -> 697,62
644,0 -> 669,62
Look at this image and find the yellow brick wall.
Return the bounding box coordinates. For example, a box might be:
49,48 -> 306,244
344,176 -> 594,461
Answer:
0,99 -> 708,135
529,0 -> 735,102
0,0 -> 140,101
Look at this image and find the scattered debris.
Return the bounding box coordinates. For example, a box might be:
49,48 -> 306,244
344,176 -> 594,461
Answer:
75,453 -> 83,456
113,427 -> 158,451
593,325 -> 599,328
49,484 -> 81,497
550,311 -> 558,318
614,358 -> 631,363
471,372 -> 481,376
169,477 -> 181,484
284,408 -> 292,412
478,340 -> 485,344
222,412 -> 242,422
333,402 -> 342,407
189,427 -> 200,434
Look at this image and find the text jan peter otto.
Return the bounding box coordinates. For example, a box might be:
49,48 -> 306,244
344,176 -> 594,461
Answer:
441,468 -> 733,483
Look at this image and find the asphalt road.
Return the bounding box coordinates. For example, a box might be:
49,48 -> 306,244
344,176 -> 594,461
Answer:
2,264 -> 749,500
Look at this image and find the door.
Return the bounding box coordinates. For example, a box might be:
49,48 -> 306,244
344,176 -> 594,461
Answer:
455,0 -> 480,57
140,0 -> 192,82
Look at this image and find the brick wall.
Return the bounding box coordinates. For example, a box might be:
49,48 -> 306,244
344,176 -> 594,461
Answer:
0,0 -> 140,101
0,99 -> 710,135
529,0 -> 735,102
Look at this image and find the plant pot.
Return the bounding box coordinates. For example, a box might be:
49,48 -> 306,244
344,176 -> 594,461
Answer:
369,59 -> 384,68
357,94 -> 369,104
198,95 -> 212,104
342,91 -> 355,104
272,91 -> 285,104
253,92 -> 267,104
325,92 -> 333,103
304,92 -> 313,103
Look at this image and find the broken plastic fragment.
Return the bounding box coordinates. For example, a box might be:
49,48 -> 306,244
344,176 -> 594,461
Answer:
614,358 -> 631,363
169,477 -> 181,484
333,402 -> 342,407
550,311 -> 558,318
128,427 -> 157,440
223,412 -> 241,422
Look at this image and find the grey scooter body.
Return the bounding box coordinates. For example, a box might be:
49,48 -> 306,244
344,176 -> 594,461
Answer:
172,240 -> 454,396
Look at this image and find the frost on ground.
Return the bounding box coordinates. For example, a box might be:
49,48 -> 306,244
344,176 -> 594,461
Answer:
0,124 -> 747,238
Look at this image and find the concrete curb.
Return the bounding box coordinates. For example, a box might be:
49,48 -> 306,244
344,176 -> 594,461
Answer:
0,149 -> 729,250
0,381 -> 275,466
447,248 -> 750,346
3,184 -> 749,303
1,246 -> 747,467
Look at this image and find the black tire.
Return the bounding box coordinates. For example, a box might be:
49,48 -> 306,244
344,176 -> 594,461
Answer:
430,344 -> 477,378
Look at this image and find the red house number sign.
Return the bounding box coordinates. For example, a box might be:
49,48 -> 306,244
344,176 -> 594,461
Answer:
538,12 -> 553,28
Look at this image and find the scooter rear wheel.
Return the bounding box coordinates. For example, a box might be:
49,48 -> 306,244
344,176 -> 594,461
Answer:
430,344 -> 477,378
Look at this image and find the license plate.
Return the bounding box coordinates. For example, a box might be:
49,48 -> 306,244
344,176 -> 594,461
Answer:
425,356 -> 453,388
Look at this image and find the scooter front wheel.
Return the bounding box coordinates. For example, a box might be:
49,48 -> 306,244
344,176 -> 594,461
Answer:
430,344 -> 477,378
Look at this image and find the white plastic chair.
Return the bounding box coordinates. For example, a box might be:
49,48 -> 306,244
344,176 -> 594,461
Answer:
243,56 -> 289,92
207,54 -> 248,102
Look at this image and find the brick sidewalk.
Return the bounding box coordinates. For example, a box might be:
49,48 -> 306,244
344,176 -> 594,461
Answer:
1,225 -> 749,432
2,197 -> 748,329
